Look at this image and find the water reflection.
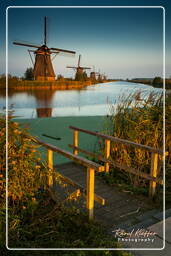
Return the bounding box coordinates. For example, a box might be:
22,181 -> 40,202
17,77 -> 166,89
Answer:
29,90 -> 55,118
0,82 -> 162,119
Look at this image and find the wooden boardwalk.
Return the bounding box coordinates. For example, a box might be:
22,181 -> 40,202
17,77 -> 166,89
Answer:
53,162 -> 154,232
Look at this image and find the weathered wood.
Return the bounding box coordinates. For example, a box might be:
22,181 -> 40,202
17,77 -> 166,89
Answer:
149,153 -> 159,197
55,171 -> 105,206
68,143 -> 107,163
32,137 -> 103,172
87,168 -> 95,220
69,126 -> 163,154
69,144 -> 163,185
47,149 -> 53,187
57,162 -> 152,228
73,130 -> 78,155
66,189 -> 81,200
105,139 -> 110,172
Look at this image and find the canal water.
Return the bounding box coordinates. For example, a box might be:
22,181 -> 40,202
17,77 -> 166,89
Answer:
0,81 -> 162,119
0,81 -> 163,164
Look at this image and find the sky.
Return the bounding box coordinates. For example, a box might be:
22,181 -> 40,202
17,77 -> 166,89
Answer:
1,0 -> 171,79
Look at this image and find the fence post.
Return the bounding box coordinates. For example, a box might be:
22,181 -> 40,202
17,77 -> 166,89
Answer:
86,167 -> 95,220
149,153 -> 158,197
73,130 -> 78,155
105,139 -> 111,172
47,149 -> 53,187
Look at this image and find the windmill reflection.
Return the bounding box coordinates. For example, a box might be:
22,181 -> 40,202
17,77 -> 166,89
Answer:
32,89 -> 55,118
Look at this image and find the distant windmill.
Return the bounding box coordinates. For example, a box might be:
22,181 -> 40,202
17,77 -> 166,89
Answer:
66,54 -> 91,79
103,73 -> 107,80
13,16 -> 76,81
97,69 -> 103,81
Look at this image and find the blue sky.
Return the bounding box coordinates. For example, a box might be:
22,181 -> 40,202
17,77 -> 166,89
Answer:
1,0 -> 171,79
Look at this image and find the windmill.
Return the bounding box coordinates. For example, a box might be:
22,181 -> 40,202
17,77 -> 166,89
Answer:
13,16 -> 76,81
90,66 -> 99,80
97,69 -> 103,81
103,73 -> 107,80
66,54 -> 91,80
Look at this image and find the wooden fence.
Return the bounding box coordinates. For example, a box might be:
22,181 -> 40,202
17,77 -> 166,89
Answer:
32,137 -> 105,220
69,126 -> 167,198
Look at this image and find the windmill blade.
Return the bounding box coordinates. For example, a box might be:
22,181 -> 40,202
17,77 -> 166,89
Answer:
81,67 -> 91,70
13,42 -> 41,48
78,54 -> 81,67
50,47 -> 75,54
50,51 -> 60,54
66,66 -> 77,69
44,16 -> 47,45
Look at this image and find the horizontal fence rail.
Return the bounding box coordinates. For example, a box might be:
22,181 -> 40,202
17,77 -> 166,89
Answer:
32,137 -> 105,220
69,126 -> 164,155
69,126 -> 167,198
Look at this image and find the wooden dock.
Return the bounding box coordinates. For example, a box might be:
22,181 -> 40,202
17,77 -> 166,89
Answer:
53,162 -> 153,231
32,125 -> 165,231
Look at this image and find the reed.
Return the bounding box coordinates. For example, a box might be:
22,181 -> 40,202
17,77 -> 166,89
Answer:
101,91 -> 170,200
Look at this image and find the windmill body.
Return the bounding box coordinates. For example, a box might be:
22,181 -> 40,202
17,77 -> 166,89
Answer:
13,17 -> 75,81
33,45 -> 55,81
90,71 -> 99,80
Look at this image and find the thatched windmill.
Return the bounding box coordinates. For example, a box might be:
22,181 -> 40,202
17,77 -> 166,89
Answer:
66,54 -> 91,79
13,17 -> 76,81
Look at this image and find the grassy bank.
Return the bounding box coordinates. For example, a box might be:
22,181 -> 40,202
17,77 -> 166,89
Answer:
0,80 -> 97,90
97,91 -> 170,206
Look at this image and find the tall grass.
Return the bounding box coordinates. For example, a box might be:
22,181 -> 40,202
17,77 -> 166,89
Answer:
101,91 -> 171,201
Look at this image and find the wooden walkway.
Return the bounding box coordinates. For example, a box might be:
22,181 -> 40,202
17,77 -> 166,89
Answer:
32,125 -> 165,235
53,162 -> 154,232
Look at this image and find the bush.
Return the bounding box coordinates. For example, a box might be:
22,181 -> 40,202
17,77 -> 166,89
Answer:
0,113 -> 48,251
0,114 -> 132,254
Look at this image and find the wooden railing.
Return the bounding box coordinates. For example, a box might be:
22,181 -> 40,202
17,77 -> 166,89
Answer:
32,137 -> 105,220
69,126 -> 167,198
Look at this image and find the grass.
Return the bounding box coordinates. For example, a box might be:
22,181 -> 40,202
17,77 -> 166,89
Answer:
98,91 -> 171,206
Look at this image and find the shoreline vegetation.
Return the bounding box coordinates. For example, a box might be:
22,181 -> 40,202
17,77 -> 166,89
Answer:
0,74 -> 118,90
0,76 -> 170,91
0,79 -> 98,90
99,91 -> 171,207
128,77 -> 171,89
0,114 -> 131,255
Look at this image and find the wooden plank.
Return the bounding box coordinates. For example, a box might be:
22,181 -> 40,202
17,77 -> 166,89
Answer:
32,137 -> 103,172
86,168 -> 95,220
55,171 -> 105,206
69,126 -> 163,154
68,144 -> 107,163
66,189 -> 81,200
47,149 -> 53,187
105,139 -> 110,172
73,130 -> 78,155
68,144 -> 163,185
149,153 -> 159,197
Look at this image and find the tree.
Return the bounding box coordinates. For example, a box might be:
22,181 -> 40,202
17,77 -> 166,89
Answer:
152,77 -> 162,87
57,74 -> 64,81
24,67 -> 34,80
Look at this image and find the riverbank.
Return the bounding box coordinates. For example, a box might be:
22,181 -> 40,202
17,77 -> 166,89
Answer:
128,78 -> 171,89
0,79 -> 99,90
